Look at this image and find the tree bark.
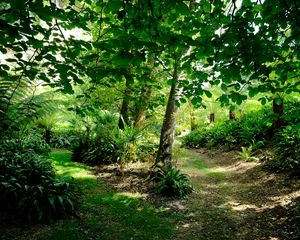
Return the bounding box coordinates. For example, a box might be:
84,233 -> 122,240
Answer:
45,128 -> 51,144
210,113 -> 215,124
156,63 -> 179,169
134,54 -> 155,129
272,96 -> 284,130
189,99 -> 197,131
118,76 -> 133,129
229,110 -> 235,120
155,0 -> 196,168
134,84 -> 152,128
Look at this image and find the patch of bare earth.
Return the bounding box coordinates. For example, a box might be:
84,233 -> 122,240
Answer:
94,148 -> 300,240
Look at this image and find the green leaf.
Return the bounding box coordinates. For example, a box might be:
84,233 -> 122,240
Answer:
180,98 -> 187,103
221,83 -> 227,91
229,105 -> 235,111
106,0 -> 122,13
259,97 -> 267,105
274,98 -> 282,106
204,90 -> 212,98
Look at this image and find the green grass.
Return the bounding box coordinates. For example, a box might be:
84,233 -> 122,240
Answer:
36,150 -> 175,240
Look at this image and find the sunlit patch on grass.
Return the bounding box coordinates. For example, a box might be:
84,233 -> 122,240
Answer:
38,150 -> 176,240
115,191 -> 143,199
49,151 -> 96,180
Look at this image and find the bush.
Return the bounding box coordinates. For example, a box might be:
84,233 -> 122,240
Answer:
72,111 -> 151,166
50,130 -> 80,149
182,121 -> 239,148
274,126 -> 300,171
20,129 -> 51,155
137,141 -> 158,162
182,109 -> 272,149
0,140 -> 74,223
151,167 -> 193,197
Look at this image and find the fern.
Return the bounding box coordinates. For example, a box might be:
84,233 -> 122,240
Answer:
238,146 -> 259,162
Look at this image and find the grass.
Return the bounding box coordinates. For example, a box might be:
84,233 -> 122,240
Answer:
173,144 -> 235,240
36,150 -> 175,240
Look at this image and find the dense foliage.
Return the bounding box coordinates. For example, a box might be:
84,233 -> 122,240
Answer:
50,130 -> 80,149
274,126 -> 300,171
72,112 -> 157,167
183,101 -> 300,171
183,108 -> 273,149
0,139 -> 74,223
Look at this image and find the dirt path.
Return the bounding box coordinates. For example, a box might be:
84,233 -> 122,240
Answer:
96,146 -> 300,240
174,147 -> 300,240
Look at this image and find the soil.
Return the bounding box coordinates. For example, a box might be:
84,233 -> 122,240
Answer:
95,147 -> 300,240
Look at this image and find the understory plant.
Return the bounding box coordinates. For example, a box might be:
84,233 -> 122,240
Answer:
20,129 -> 51,155
50,130 -> 80,149
151,166 -> 193,197
0,139 -> 74,223
183,108 -> 272,149
72,111 -> 144,167
274,126 -> 300,171
238,145 -> 259,162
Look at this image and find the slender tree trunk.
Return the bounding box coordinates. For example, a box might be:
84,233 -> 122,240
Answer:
155,0 -> 196,168
45,128 -> 51,144
210,113 -> 215,124
229,110 -> 235,120
134,54 -> 155,129
134,85 -> 152,128
156,63 -> 179,169
189,99 -> 197,131
272,96 -> 284,130
118,76 -> 133,129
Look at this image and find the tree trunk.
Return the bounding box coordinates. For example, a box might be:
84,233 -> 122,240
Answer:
210,113 -> 215,124
272,97 -> 284,130
134,54 -> 155,129
229,110 -> 235,120
134,85 -> 152,128
45,128 -> 51,144
155,0 -> 196,168
189,99 -> 197,131
118,76 -> 133,129
155,63 -> 179,169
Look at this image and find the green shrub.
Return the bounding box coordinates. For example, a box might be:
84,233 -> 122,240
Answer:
182,121 -> 239,148
183,109 -> 272,149
237,112 -> 271,146
72,111 -> 151,166
238,145 -> 259,162
137,141 -> 158,162
20,129 -> 51,155
151,167 -> 193,197
0,140 -> 74,223
284,101 -> 300,124
274,126 -> 300,171
50,130 -> 80,149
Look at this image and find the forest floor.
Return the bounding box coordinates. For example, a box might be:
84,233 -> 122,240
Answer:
95,145 -> 300,240
1,147 -> 299,240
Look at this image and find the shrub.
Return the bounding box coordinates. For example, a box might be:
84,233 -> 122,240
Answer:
274,126 -> 300,171
238,145 -> 259,162
20,129 -> 51,155
72,111 -> 149,166
50,130 -> 80,149
137,141 -> 158,162
237,112 -> 271,146
182,109 -> 272,149
151,167 -> 193,197
0,140 -> 74,223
